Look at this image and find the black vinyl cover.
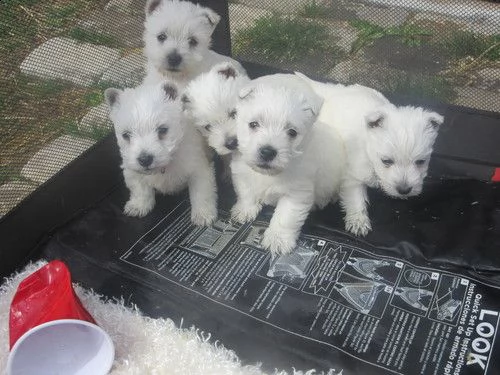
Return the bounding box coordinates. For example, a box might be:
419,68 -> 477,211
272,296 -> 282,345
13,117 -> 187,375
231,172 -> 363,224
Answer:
39,174 -> 500,374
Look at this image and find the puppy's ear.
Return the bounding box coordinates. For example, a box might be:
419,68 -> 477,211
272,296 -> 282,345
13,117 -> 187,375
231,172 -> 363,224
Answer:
427,112 -> 444,130
104,88 -> 122,109
145,0 -> 162,15
365,110 -> 385,129
238,86 -> 254,100
199,7 -> 220,31
300,93 -> 323,119
217,64 -> 237,80
181,94 -> 191,111
162,83 -> 178,101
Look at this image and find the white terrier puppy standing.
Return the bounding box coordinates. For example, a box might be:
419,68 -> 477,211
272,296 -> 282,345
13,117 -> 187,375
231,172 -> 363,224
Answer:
143,0 -> 244,88
231,75 -> 345,255
296,73 -> 444,236
105,81 -> 217,226
182,62 -> 250,156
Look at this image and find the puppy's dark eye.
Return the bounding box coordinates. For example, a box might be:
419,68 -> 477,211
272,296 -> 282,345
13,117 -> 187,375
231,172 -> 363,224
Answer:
122,131 -> 131,141
228,109 -> 237,119
157,126 -> 169,138
382,158 -> 394,167
204,124 -> 212,131
415,159 -> 426,166
249,121 -> 259,130
287,129 -> 298,138
188,37 -> 198,47
157,32 -> 167,42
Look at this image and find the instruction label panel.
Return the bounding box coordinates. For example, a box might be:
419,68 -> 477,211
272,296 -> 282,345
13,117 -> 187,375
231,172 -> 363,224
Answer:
121,200 -> 500,374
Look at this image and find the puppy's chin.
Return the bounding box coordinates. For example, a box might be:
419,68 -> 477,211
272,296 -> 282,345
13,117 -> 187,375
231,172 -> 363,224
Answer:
127,164 -> 169,175
166,67 -> 182,73
380,184 -> 422,200
249,163 -> 282,176
213,146 -> 233,156
158,63 -> 184,75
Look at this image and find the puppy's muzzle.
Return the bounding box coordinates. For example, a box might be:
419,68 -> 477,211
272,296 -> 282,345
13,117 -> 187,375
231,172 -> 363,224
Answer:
137,152 -> 154,168
224,137 -> 238,151
396,184 -> 412,196
167,51 -> 182,69
258,145 -> 277,162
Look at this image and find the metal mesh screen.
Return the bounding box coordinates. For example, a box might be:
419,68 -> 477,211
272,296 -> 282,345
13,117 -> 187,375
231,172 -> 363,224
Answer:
0,0 -> 147,217
0,0 -> 499,218
230,0 -> 500,110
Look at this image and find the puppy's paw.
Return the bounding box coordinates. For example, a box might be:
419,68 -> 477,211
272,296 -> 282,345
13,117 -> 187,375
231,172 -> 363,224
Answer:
191,204 -> 217,226
345,213 -> 372,236
262,228 -> 297,256
231,201 -> 261,223
124,198 -> 155,217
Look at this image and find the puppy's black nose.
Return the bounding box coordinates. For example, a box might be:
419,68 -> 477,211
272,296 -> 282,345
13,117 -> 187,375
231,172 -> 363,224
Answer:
224,137 -> 238,151
138,153 -> 154,168
259,145 -> 277,162
167,51 -> 182,67
396,185 -> 412,195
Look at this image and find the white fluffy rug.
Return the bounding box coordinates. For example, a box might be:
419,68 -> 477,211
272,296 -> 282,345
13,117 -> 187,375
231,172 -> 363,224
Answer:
0,261 -> 331,375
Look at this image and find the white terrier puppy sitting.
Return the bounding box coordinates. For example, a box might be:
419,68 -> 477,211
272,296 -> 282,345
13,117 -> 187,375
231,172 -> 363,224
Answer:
231,75 -> 345,255
182,62 -> 250,156
296,73 -> 444,237
105,81 -> 217,226
143,0 -> 244,87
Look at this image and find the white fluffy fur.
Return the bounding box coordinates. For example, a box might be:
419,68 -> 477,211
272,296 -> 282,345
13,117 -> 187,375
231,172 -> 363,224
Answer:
143,0 -> 244,88
296,72 -> 443,236
231,74 -> 345,255
105,81 -> 217,226
0,261 -> 343,374
183,62 -> 250,156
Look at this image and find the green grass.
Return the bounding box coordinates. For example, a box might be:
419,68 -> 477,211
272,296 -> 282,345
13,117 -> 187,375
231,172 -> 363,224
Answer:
383,74 -> 457,103
300,1 -> 331,19
66,120 -> 110,142
0,166 -> 17,186
349,20 -> 432,54
387,23 -> 432,47
68,27 -> 120,48
0,76 -> 71,115
2,0 -> 40,6
0,2 -> 39,54
24,78 -> 71,98
349,20 -> 386,54
46,3 -> 83,29
234,14 -> 333,62
443,31 -> 500,61
0,165 -> 36,186
83,81 -> 116,107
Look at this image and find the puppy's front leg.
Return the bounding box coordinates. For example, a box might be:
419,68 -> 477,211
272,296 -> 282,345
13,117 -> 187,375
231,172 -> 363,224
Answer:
340,179 -> 371,236
231,171 -> 262,223
188,163 -> 218,226
123,170 -> 156,217
262,193 -> 314,256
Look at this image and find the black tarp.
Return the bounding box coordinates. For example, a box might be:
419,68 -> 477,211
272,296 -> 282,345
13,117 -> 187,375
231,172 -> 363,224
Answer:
37,173 -> 500,374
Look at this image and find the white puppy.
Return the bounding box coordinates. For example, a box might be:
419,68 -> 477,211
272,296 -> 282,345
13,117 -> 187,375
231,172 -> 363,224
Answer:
296,72 -> 444,236
105,81 -> 217,226
231,75 -> 345,255
143,0 -> 244,88
182,62 -> 250,156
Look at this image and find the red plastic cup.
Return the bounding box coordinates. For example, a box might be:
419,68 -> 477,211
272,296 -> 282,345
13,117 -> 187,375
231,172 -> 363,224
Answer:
7,260 -> 114,375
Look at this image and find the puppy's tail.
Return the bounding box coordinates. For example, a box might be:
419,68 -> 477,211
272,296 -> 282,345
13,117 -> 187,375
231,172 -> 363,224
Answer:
294,71 -> 333,99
